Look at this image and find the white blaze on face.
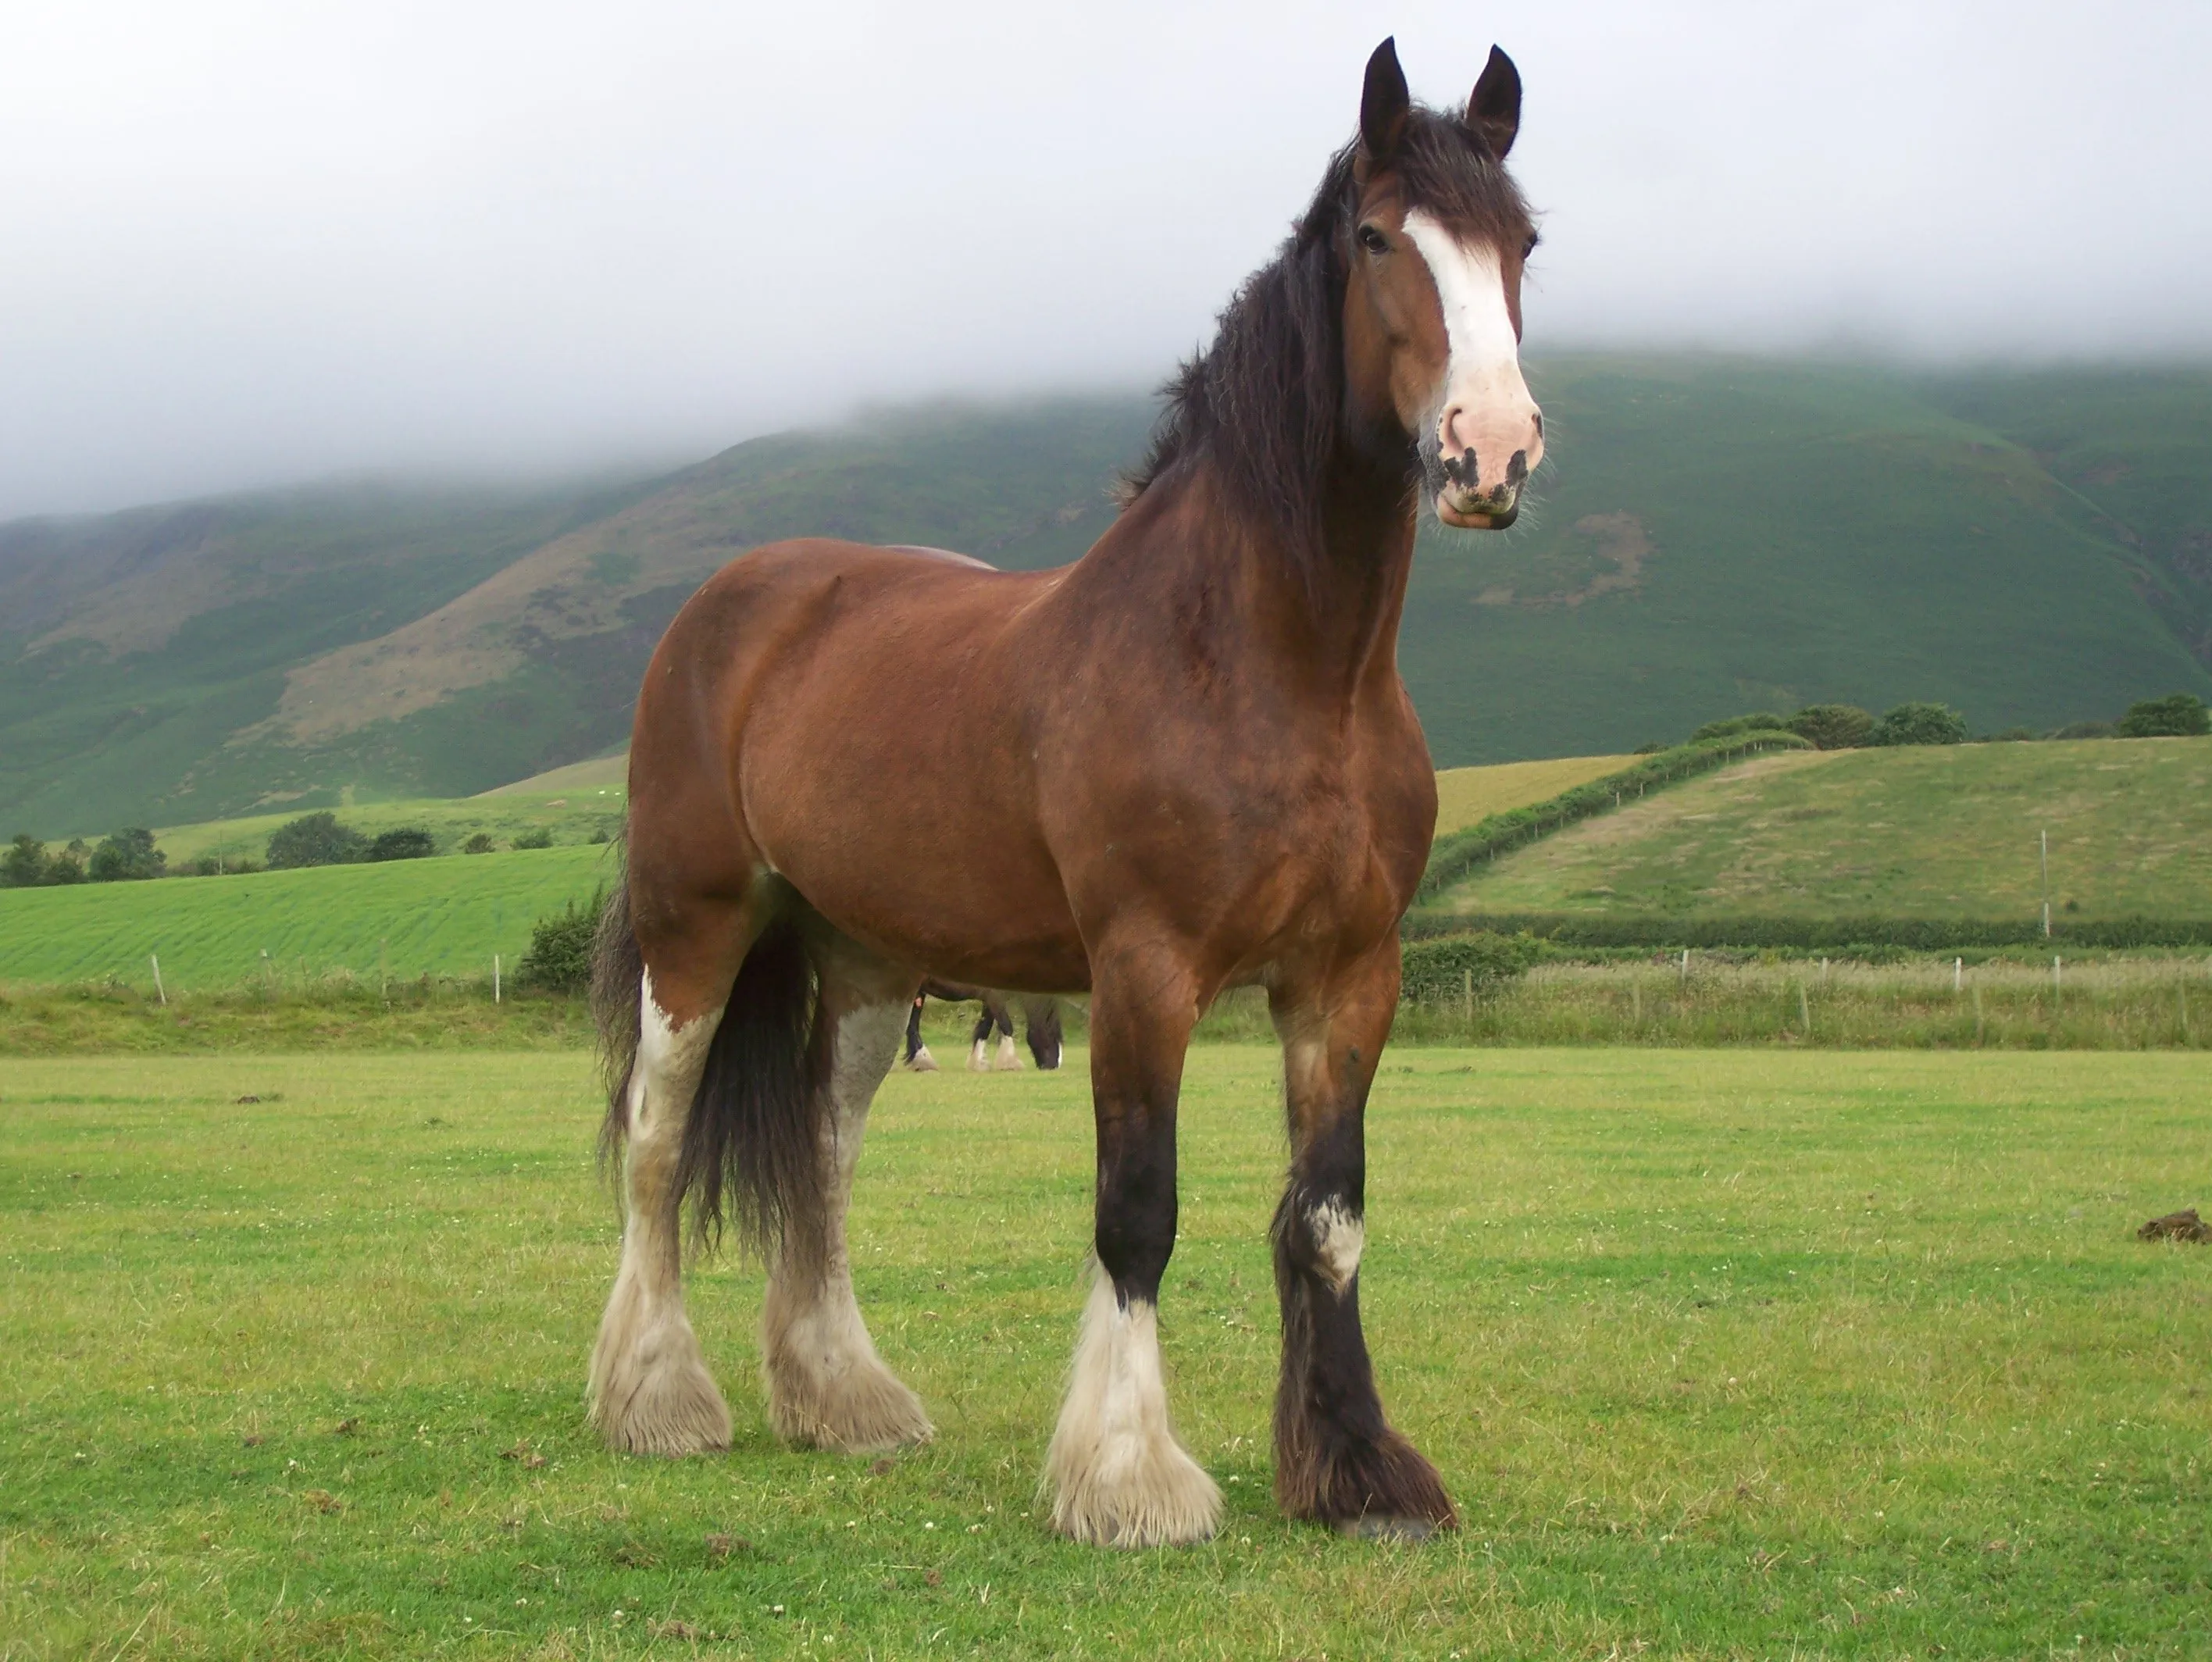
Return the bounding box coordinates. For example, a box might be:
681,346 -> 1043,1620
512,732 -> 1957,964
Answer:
1401,209 -> 1539,490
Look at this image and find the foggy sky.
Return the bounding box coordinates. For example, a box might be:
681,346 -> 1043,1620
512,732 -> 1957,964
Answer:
2,0 -> 2208,520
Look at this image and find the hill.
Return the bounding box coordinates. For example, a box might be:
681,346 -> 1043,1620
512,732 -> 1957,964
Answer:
1432,736 -> 2212,928
6,361 -> 2211,836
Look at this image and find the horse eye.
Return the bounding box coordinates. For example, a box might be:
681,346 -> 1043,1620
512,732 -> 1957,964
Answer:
1357,225 -> 1390,255
1522,233 -> 1540,260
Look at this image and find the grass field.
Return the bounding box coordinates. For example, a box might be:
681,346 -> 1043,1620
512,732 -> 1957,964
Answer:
3,1046 -> 2207,1657
478,754 -> 630,797
144,794 -> 625,869
1432,754 -> 1636,836
1439,737 -> 2212,922
0,845 -> 610,989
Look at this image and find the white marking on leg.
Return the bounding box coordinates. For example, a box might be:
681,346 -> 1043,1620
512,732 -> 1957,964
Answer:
1045,1268 -> 1222,1546
589,967 -> 731,1455
993,1033 -> 1023,1071
762,1001 -> 933,1450
1306,1200 -> 1365,1296
908,1043 -> 937,1072
969,1037 -> 990,1072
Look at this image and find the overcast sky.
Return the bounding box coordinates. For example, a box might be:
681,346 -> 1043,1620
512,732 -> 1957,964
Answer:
2,0 -> 2207,520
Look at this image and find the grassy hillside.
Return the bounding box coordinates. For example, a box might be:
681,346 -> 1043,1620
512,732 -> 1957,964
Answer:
7,362 -> 2211,836
0,845 -> 610,989
0,478 -> 656,839
1432,754 -> 1633,834
477,752 -> 630,796
1436,736 -> 2212,923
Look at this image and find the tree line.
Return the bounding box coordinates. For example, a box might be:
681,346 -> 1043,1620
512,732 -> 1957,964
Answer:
1673,691 -> 2207,752
0,809 -> 576,890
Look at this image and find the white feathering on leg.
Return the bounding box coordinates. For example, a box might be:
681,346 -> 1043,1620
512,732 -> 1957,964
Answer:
1044,1269 -> 1222,1546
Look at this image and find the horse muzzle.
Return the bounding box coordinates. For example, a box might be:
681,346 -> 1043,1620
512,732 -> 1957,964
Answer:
1432,444 -> 1528,530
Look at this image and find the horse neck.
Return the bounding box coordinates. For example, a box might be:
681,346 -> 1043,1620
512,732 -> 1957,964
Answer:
1197,450 -> 1419,705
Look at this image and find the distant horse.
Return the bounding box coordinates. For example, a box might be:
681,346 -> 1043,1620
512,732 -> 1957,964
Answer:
904,979 -> 1064,1072
588,37 -> 1543,1545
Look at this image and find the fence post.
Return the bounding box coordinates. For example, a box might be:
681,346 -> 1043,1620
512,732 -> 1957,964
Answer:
1798,980 -> 1811,1039
1953,957 -> 1962,994
494,954 -> 501,1004
1679,947 -> 1689,987
2040,829 -> 2052,939
149,953 -> 166,1006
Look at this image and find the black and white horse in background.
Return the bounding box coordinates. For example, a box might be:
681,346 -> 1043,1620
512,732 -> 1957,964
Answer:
903,979 -> 1064,1072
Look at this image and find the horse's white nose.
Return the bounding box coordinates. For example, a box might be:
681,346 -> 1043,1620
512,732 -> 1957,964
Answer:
1440,401 -> 1543,490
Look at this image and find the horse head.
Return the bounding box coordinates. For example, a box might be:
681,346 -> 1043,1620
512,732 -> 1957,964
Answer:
1336,38 -> 1543,530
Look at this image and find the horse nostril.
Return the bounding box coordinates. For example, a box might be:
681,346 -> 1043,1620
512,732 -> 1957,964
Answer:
1505,450 -> 1529,487
1532,411 -> 1543,440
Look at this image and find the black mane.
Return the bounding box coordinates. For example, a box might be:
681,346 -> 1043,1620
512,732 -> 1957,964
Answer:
1119,105 -> 1533,572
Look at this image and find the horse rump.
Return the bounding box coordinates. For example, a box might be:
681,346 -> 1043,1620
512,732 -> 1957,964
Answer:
590,862 -> 828,1270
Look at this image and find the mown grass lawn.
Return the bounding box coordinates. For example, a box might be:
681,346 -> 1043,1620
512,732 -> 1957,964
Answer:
3,1047 -> 2208,1658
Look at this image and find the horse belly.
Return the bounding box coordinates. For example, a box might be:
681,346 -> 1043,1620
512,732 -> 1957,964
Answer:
736,600 -> 1089,991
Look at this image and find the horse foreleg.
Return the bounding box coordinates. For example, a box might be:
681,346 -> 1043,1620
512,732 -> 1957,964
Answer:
989,993 -> 1024,1070
761,948 -> 933,1451
1269,943 -> 1456,1536
589,961 -> 736,1457
1045,943 -> 1221,1546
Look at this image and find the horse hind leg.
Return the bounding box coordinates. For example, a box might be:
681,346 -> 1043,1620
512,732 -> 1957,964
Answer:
990,994 -> 1024,1071
760,938 -> 933,1452
588,901 -> 755,1457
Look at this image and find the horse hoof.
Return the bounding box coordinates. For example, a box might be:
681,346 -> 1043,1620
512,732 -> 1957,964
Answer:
908,1047 -> 938,1072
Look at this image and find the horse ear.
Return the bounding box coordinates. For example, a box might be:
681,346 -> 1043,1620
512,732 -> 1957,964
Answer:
1467,45 -> 1522,159
1360,37 -> 1410,166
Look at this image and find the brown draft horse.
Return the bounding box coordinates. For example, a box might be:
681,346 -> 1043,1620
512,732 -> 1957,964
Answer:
587,37 -> 1543,1545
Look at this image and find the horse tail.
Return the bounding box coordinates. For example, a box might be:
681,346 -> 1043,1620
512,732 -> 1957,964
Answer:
675,916 -> 823,1266
589,837 -> 825,1270
590,840 -> 644,1175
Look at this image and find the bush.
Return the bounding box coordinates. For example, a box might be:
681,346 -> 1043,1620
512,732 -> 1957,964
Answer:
1871,701 -> 1968,747
88,828 -> 165,882
3,833 -> 48,888
2116,692 -> 2210,738
516,893 -> 603,993
1690,712 -> 1789,743
461,833 -> 497,855
267,811 -> 367,868
1787,704 -> 1874,750
366,827 -> 437,861
512,828 -> 555,851
1401,933 -> 1541,1000
2049,720 -> 2114,740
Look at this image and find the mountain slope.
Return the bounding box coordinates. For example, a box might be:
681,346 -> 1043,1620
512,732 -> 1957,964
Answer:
5,361 -> 2210,836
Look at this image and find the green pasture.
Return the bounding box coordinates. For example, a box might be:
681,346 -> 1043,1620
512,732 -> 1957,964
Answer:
148,792 -> 626,868
4,1046 -> 2207,1657
1441,736 -> 2212,923
0,845 -> 609,989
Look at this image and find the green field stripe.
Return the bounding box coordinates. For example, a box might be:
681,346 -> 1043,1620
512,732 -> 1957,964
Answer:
0,845 -> 612,988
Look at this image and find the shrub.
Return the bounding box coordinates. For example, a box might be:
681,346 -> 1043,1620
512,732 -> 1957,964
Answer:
88,828 -> 166,882
1871,701 -> 1968,747
366,827 -> 437,861
3,833 -> 49,888
461,833 -> 497,855
2116,692 -> 2210,738
1690,712 -> 1789,743
512,828 -> 555,851
516,893 -> 602,993
50,841 -> 87,884
1401,932 -> 1541,1000
2049,720 -> 2114,740
1787,704 -> 1874,750
267,811 -> 367,868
